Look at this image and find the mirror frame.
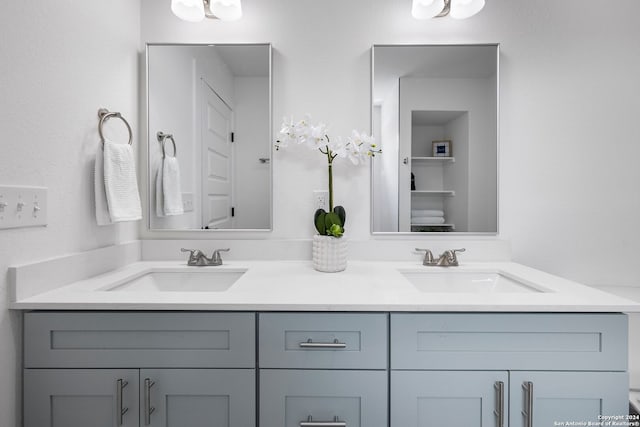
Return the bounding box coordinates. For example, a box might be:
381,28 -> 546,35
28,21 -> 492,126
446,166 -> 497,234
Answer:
370,43 -> 500,236
145,43 -> 273,232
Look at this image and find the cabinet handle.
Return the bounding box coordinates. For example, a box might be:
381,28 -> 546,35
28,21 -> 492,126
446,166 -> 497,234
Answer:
300,415 -> 346,427
493,381 -> 504,427
298,338 -> 347,349
116,379 -> 129,426
144,378 -> 156,426
521,381 -> 534,427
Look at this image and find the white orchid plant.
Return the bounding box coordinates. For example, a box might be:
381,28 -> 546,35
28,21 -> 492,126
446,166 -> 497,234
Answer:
276,115 -> 381,238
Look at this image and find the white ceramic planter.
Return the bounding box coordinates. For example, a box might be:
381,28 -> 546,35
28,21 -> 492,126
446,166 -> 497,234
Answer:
312,235 -> 347,273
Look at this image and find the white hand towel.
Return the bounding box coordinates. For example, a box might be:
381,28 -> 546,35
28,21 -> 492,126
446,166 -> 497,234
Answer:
411,209 -> 444,217
155,159 -> 165,217
411,216 -> 446,225
161,156 -> 184,216
103,141 -> 142,222
94,145 -> 112,226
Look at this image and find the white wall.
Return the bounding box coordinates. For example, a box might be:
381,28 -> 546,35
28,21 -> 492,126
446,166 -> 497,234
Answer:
0,1 -> 141,425
140,0 -> 640,285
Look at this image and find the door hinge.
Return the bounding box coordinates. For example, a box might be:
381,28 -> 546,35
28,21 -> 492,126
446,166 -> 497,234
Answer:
230,132 -> 235,143
231,207 -> 235,217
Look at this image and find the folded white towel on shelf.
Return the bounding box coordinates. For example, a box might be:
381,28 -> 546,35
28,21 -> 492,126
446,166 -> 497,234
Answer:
161,156 -> 184,216
94,145 -> 112,226
102,140 -> 142,222
411,216 -> 446,225
411,209 -> 444,217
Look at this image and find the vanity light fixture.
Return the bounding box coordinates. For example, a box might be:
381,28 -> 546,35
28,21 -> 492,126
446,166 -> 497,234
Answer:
412,0 -> 485,19
171,0 -> 242,22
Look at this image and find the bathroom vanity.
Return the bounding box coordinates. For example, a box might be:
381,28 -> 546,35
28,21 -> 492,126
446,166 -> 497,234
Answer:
12,260 -> 640,427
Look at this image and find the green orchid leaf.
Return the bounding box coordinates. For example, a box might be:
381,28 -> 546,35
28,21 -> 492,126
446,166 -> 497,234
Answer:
314,209 -> 327,235
333,205 -> 346,227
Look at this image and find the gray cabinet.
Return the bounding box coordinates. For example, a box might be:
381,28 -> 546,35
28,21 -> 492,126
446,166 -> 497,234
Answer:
259,313 -> 388,427
392,370 -> 628,427
141,369 -> 255,427
24,369 -> 139,427
24,369 -> 254,427
509,371 -> 628,427
260,369 -> 387,427
23,312 -> 256,427
391,370 -> 508,427
390,313 -> 629,427
259,312 -> 387,369
22,310 -> 630,427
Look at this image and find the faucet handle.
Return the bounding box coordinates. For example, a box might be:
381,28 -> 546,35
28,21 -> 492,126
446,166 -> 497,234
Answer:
181,248 -> 204,266
415,248 -> 435,266
448,248 -> 466,265
211,248 -> 230,264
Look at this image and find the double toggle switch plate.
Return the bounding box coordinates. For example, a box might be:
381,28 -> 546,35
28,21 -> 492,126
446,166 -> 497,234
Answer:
0,185 -> 47,229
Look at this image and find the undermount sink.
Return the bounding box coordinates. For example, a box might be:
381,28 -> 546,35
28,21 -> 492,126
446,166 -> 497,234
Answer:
400,270 -> 544,293
106,270 -> 246,292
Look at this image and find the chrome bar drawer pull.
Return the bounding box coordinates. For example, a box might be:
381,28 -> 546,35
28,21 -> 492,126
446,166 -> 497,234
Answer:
116,379 -> 129,426
144,378 -> 156,426
300,415 -> 347,427
493,381 -> 504,427
521,381 -> 534,427
298,338 -> 347,349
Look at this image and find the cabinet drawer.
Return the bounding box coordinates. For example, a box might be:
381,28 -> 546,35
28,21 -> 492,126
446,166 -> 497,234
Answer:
24,312 -> 255,368
391,313 -> 627,371
260,369 -> 387,427
259,313 -> 387,369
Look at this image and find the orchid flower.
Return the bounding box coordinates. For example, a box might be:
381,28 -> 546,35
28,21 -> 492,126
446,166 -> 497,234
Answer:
275,115 -> 381,237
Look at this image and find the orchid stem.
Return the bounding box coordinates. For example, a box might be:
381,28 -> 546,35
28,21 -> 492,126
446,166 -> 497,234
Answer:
325,144 -> 334,212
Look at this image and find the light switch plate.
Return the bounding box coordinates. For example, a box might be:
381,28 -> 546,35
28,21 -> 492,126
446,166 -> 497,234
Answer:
182,192 -> 194,213
0,185 -> 48,229
313,190 -> 329,211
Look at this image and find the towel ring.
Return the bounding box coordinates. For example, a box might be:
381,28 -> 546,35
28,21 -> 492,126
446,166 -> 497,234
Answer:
98,108 -> 133,145
157,131 -> 177,158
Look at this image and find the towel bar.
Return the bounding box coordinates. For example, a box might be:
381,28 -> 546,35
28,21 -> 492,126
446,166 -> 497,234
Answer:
98,108 -> 133,146
157,132 -> 177,158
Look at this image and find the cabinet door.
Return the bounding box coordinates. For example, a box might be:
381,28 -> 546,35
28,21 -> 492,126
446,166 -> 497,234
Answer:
391,370 -> 508,427
260,369 -> 387,427
24,369 -> 139,427
141,369 -> 255,427
509,371 -> 629,427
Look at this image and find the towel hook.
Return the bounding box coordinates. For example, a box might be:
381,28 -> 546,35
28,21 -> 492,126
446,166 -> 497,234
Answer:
98,108 -> 133,146
157,132 -> 177,158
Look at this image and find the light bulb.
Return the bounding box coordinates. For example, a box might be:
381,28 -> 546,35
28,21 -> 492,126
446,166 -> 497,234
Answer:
449,0 -> 485,19
171,0 -> 205,22
210,0 -> 242,21
412,0 -> 446,19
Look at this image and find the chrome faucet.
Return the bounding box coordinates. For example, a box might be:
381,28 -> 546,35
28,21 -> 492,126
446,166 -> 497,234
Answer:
416,248 -> 465,267
181,248 -> 230,266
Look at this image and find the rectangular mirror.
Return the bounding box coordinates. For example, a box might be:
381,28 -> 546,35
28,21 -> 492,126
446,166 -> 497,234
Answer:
371,44 -> 498,234
147,43 -> 272,231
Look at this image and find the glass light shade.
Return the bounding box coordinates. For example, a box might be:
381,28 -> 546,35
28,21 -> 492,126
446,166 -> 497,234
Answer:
171,0 -> 205,22
449,0 -> 485,19
210,0 -> 242,21
411,0 -> 446,19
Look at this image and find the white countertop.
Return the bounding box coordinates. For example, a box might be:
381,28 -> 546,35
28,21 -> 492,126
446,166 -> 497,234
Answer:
10,260 -> 640,312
